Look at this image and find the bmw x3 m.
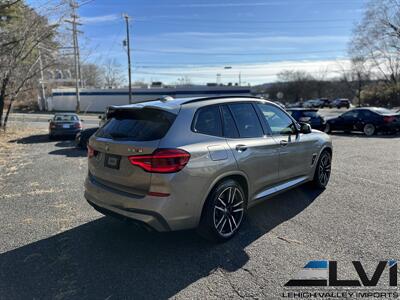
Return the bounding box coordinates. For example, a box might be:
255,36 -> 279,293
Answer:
84,96 -> 333,242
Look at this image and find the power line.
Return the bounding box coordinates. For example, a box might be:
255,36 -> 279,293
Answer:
131,48 -> 347,56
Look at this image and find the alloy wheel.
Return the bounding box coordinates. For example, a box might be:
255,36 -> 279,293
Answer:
318,152 -> 331,187
213,187 -> 244,237
363,124 -> 375,136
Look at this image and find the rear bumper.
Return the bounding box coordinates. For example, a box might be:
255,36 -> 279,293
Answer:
50,128 -> 81,136
84,174 -> 197,232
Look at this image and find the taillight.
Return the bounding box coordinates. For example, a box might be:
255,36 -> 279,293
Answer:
384,116 -> 396,123
128,149 -> 190,173
87,145 -> 96,158
49,122 -> 56,129
75,122 -> 82,129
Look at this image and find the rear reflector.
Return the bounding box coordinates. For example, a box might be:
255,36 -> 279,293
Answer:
128,148 -> 190,173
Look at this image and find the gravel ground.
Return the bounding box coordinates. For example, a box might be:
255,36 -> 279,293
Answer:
0,129 -> 399,300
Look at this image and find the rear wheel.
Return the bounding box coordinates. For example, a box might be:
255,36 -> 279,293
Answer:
312,150 -> 332,189
197,179 -> 246,242
363,123 -> 375,136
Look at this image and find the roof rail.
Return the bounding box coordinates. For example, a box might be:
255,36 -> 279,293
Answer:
182,95 -> 264,105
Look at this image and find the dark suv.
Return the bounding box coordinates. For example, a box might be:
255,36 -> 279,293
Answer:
286,108 -> 326,131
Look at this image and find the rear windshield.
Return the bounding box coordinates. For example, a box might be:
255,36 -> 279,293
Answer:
370,108 -> 396,115
54,115 -> 78,122
96,108 -> 176,141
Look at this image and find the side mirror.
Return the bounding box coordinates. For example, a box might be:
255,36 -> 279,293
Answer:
299,122 -> 312,134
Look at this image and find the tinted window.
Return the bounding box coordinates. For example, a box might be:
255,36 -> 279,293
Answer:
193,105 -> 222,136
96,108 -> 176,141
342,111 -> 358,118
257,103 -> 296,135
359,110 -> 375,118
221,105 -> 239,138
228,103 -> 264,138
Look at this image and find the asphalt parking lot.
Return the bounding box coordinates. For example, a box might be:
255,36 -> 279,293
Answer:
0,128 -> 399,299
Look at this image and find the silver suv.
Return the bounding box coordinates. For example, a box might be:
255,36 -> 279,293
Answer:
85,96 -> 332,242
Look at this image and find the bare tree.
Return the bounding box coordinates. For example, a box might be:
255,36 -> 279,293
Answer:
0,1 -> 60,128
277,70 -> 315,102
350,0 -> 400,105
102,58 -> 125,88
81,63 -> 103,88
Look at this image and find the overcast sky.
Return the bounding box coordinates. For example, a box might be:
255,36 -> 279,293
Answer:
28,0 -> 367,85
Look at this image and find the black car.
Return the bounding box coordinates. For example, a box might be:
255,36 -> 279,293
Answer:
330,99 -> 351,109
49,113 -> 83,139
318,98 -> 331,108
75,127 -> 99,149
325,107 -> 400,136
286,108 -> 326,131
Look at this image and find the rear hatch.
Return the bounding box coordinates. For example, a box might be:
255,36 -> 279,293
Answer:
88,107 -> 177,196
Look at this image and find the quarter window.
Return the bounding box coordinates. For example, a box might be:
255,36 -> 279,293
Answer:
257,103 -> 296,135
228,103 -> 264,138
193,105 -> 223,136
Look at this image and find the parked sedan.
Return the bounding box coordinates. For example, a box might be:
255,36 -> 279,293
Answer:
286,108 -> 326,131
325,107 -> 400,136
49,113 -> 83,139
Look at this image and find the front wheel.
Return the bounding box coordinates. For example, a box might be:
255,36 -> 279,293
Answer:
197,179 -> 247,242
324,123 -> 331,134
312,150 -> 332,189
363,123 -> 375,136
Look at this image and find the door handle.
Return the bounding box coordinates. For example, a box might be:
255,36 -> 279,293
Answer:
280,140 -> 288,146
235,144 -> 247,152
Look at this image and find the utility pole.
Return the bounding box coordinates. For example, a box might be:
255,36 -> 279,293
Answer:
238,72 -> 242,86
123,14 -> 133,104
66,0 -> 82,113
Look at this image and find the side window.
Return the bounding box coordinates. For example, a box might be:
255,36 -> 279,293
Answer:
342,111 -> 358,118
228,103 -> 264,138
257,103 -> 296,135
193,105 -> 222,137
221,105 -> 239,138
359,110 -> 373,118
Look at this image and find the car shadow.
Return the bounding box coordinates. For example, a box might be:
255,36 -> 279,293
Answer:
0,185 -> 322,299
48,148 -> 87,157
9,134 -> 76,144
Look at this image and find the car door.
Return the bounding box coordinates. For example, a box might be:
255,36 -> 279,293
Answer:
337,110 -> 359,131
222,103 -> 280,199
256,103 -> 317,182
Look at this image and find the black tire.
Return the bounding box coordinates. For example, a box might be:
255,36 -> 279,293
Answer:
312,150 -> 332,189
363,123 -> 375,136
197,179 -> 247,242
324,123 -> 331,134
